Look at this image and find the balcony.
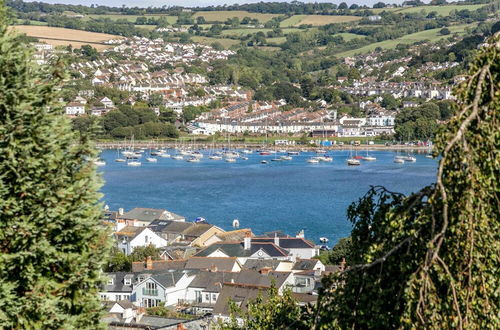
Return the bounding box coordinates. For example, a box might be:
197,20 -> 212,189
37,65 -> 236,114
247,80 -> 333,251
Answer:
142,288 -> 158,296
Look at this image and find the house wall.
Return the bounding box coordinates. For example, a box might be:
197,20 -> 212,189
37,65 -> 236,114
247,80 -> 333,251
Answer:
288,248 -> 318,259
99,291 -> 132,302
192,226 -> 225,247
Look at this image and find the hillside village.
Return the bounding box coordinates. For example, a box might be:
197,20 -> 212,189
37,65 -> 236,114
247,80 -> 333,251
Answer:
30,32 -> 468,140
100,206 -> 337,328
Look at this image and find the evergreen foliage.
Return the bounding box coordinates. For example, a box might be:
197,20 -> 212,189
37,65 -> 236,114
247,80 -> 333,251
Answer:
0,2 -> 110,328
219,31 -> 499,330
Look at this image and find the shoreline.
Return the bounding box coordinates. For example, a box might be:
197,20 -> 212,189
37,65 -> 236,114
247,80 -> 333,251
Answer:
95,141 -> 432,152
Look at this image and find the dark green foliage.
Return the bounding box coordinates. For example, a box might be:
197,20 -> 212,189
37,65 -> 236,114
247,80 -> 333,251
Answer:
314,32 -> 499,329
0,3 -> 110,327
395,103 -> 441,140
105,248 -> 132,272
129,245 -> 162,262
316,237 -> 353,265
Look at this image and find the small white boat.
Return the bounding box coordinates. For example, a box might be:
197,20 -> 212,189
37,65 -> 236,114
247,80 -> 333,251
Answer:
363,156 -> 377,161
307,158 -> 320,164
394,158 -> 405,164
241,149 -> 252,154
317,156 -> 333,162
403,156 -> 417,162
94,160 -> 106,166
159,153 -> 171,158
261,160 -> 268,164
191,152 -> 204,159
115,158 -> 126,163
425,154 -> 433,159
280,155 -> 292,161
288,151 -> 299,155
146,157 -> 157,162
127,161 -> 141,166
271,158 -> 283,162
319,237 -> 329,243
225,158 -> 236,163
241,156 -> 249,160
347,159 -> 361,166
316,149 -> 327,154
187,157 -> 200,163
209,155 -> 222,160
172,155 -> 183,160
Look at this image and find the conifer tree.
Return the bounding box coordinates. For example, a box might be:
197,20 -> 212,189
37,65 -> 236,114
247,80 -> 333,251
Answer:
0,3 -> 110,328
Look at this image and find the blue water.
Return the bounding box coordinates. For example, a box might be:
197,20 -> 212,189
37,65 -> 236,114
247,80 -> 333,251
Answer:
99,149 -> 437,245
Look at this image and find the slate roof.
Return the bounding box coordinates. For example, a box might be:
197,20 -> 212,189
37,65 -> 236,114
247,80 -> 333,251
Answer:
185,257 -> 240,272
148,271 -> 189,288
232,269 -> 291,289
103,314 -> 186,328
148,219 -> 193,234
252,237 -> 315,249
213,283 -> 268,316
114,300 -> 135,310
292,259 -> 321,271
102,272 -> 136,293
188,271 -> 238,292
194,242 -> 288,258
243,259 -> 284,271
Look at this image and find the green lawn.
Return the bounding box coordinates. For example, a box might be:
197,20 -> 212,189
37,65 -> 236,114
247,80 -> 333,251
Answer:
220,28 -> 272,36
194,11 -> 281,23
370,4 -> 485,16
336,23 -> 475,57
15,19 -> 48,26
191,36 -> 241,48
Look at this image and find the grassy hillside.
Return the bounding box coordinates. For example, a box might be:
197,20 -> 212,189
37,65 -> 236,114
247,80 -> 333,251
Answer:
84,14 -> 178,24
190,35 -> 241,48
281,15 -> 361,27
337,23 -> 475,57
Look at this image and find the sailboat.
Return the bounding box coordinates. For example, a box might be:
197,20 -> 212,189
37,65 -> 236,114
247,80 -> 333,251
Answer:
115,147 -> 126,162
363,150 -> 376,161
93,159 -> 106,166
347,149 -> 360,166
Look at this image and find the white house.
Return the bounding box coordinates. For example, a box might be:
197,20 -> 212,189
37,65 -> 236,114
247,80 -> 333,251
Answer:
100,97 -> 115,108
133,270 -> 196,307
115,226 -> 168,255
64,102 -> 85,116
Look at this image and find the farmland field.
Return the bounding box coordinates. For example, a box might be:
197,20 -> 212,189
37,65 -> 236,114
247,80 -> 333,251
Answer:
193,11 -> 281,23
336,23 -> 474,57
190,36 -> 241,48
85,14 -> 178,24
266,37 -> 287,44
281,15 -> 361,27
11,25 -> 122,50
220,27 -> 301,37
337,32 -> 366,41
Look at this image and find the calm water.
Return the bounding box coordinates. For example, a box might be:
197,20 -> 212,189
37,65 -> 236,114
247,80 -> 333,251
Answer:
99,149 -> 437,245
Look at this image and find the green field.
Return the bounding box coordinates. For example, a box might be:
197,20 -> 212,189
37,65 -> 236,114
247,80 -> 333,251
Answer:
337,23 -> 475,57
15,19 -> 48,26
280,15 -> 361,27
371,4 -> 485,16
220,27 -> 301,37
194,11 -> 281,23
191,36 -> 241,48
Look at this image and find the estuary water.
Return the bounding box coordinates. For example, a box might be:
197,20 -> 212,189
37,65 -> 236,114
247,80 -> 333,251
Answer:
99,149 -> 437,246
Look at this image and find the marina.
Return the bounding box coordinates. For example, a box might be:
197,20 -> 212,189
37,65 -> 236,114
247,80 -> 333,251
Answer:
99,148 -> 437,245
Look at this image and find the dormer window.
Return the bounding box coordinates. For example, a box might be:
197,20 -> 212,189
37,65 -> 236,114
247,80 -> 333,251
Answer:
107,278 -> 114,285
124,278 -> 131,286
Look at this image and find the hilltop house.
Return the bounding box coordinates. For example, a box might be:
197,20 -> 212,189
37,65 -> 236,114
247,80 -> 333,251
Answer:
64,102 -> 85,116
117,207 -> 185,228
252,236 -> 319,259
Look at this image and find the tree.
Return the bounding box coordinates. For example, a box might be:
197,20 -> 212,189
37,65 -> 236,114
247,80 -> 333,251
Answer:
105,248 -> 132,272
338,2 -> 348,9
440,27 -> 451,35
0,4 -> 109,328
381,93 -> 399,110
129,245 -> 162,262
314,32 -> 500,329
316,237 -> 353,265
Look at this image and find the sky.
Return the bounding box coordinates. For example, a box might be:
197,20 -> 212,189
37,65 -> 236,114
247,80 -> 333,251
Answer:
28,0 -> 411,9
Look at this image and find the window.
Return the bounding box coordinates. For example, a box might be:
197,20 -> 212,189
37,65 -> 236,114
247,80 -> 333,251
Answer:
116,295 -> 121,301
212,294 -> 217,302
107,278 -> 114,285
142,298 -> 161,308
205,293 -> 209,301
145,235 -> 149,243
124,278 -> 131,286
123,295 -> 130,301
100,295 -> 107,301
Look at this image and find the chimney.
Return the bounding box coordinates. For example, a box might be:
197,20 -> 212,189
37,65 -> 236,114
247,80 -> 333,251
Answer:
296,229 -> 304,239
274,233 -> 280,247
209,264 -> 218,273
230,278 -> 235,284
146,256 -> 153,270
244,232 -> 251,250
340,257 -> 346,271
118,208 -> 124,216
